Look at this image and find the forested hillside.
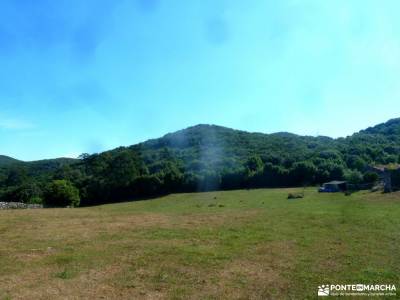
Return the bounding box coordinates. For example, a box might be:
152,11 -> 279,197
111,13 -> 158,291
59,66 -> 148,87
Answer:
1,118 -> 399,206
0,155 -> 20,166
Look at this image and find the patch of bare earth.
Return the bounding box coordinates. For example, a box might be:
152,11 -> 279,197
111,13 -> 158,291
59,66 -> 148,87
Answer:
175,209 -> 262,228
188,240 -> 295,300
362,191 -> 400,202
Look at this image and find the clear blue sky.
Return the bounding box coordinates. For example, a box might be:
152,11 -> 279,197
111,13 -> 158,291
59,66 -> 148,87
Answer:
1,0 -> 399,161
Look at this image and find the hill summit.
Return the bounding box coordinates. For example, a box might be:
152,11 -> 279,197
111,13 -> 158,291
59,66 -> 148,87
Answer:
0,155 -> 20,166
361,118 -> 400,136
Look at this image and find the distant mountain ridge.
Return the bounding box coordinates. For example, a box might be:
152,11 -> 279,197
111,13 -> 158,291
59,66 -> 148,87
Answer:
2,118 -> 399,163
0,156 -> 77,166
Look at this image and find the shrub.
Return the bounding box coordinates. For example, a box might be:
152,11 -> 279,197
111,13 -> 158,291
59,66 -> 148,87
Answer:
27,196 -> 43,205
363,172 -> 379,184
344,170 -> 363,184
44,180 -> 80,207
13,183 -> 43,203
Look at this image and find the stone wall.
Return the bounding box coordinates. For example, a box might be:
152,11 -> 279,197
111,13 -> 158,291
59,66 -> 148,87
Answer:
0,202 -> 43,210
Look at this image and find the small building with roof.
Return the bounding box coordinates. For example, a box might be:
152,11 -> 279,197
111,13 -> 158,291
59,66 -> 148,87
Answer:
319,181 -> 347,193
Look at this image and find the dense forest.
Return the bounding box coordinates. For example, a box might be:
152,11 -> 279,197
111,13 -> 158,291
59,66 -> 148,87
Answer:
1,118 -> 400,206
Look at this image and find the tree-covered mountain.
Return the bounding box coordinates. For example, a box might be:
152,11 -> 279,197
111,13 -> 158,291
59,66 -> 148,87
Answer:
1,118 -> 399,206
361,118 -> 400,137
0,155 -> 20,166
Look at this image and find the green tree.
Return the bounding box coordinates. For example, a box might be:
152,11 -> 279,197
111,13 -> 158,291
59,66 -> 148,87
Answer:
262,163 -> 289,187
363,172 -> 379,184
346,155 -> 366,171
14,182 -> 43,204
246,155 -> 263,174
161,162 -> 183,192
132,175 -> 162,196
107,151 -> 141,187
5,167 -> 27,186
78,153 -> 91,160
44,180 -> 80,207
344,170 -> 363,184
290,161 -> 317,185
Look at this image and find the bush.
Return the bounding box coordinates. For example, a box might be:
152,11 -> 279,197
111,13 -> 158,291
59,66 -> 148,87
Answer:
363,172 -> 379,184
13,183 -> 43,203
290,162 -> 317,185
27,196 -> 43,205
131,175 -> 163,196
344,170 -> 363,184
44,180 -> 80,207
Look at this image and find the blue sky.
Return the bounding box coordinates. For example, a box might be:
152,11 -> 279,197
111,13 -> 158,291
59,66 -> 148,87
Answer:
1,0 -> 400,161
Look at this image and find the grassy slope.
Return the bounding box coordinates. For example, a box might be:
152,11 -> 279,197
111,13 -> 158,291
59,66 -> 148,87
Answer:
0,188 -> 399,299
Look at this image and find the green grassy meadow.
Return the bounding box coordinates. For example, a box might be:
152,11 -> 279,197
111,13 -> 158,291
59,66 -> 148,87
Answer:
0,188 -> 399,299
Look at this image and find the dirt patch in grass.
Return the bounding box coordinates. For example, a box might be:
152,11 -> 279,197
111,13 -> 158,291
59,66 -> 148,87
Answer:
187,240 -> 296,300
175,209 -> 262,229
2,262 -> 163,300
362,191 -> 400,202
99,213 -> 173,233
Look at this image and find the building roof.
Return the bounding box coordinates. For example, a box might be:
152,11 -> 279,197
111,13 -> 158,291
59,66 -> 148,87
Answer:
325,181 -> 347,185
371,164 -> 400,172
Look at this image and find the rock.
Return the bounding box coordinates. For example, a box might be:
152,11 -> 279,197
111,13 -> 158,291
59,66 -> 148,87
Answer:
0,202 -> 43,210
287,193 -> 304,199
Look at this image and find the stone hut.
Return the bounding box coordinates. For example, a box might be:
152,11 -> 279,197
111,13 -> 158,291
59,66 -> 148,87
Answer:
366,165 -> 400,193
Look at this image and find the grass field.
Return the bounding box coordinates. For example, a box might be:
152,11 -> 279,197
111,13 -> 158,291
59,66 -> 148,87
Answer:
0,188 -> 399,299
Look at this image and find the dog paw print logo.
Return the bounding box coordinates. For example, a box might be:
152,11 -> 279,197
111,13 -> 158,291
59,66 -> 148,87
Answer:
318,285 -> 330,296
